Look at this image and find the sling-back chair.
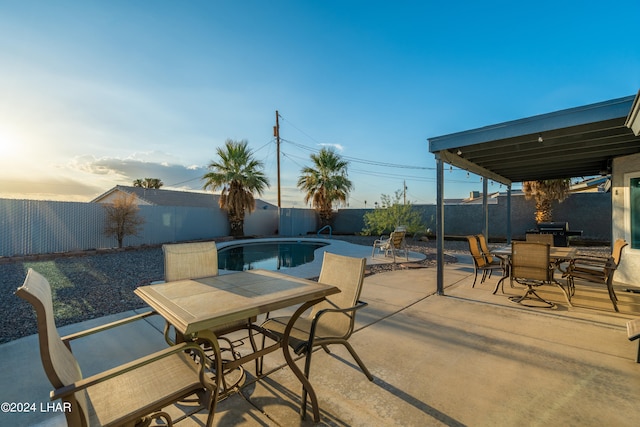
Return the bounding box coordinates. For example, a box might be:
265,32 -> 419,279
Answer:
163,241 -> 258,392
372,230 -> 408,262
260,252 -> 373,418
16,268 -> 215,427
564,239 -> 628,312
509,241 -> 558,308
467,235 -> 502,287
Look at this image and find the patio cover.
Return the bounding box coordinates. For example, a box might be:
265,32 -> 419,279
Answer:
428,91 -> 640,294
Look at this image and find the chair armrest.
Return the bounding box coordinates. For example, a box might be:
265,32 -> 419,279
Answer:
373,238 -> 385,245
50,341 -> 213,401
570,255 -> 609,265
61,310 -> 158,345
312,300 -> 368,321
568,256 -> 615,270
292,301 -> 369,356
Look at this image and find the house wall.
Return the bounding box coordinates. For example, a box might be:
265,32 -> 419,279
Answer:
612,152 -> 640,285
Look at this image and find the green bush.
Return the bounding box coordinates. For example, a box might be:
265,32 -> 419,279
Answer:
362,191 -> 427,236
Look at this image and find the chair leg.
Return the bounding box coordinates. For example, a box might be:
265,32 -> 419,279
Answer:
480,269 -> 489,284
300,345 -> 314,420
472,265 -> 478,288
509,286 -> 555,308
607,283 -> 619,312
341,341 -> 374,381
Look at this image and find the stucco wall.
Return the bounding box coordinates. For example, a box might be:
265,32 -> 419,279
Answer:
612,152 -> 640,285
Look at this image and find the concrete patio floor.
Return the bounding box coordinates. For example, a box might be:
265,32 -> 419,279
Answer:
2,256 -> 639,426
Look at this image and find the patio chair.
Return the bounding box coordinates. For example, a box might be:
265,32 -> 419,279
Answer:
163,241 -> 258,392
371,230 -> 408,262
260,252 -> 373,417
508,241 -> 558,308
526,233 -> 555,246
564,238 -> 628,312
15,268 -> 216,427
467,235 -> 502,287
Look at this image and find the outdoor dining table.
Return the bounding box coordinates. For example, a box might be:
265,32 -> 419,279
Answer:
490,245 -> 578,299
134,269 -> 340,423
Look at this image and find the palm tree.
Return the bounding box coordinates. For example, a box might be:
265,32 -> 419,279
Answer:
133,178 -> 164,189
522,179 -> 571,223
297,148 -> 353,227
202,139 -> 270,237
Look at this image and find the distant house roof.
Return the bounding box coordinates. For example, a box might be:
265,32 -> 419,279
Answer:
91,185 -> 277,209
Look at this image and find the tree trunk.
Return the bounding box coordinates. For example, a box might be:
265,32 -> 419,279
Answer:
535,199 -> 552,223
229,219 -> 244,238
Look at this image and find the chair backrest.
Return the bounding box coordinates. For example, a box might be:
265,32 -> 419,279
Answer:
475,234 -> 495,263
390,231 -> 406,248
16,269 -> 89,426
526,233 -> 555,247
611,238 -> 628,266
311,252 -> 366,337
163,241 -> 218,281
466,235 -> 487,268
511,241 -> 551,282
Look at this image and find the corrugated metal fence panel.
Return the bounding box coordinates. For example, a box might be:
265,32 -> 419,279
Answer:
0,200 -> 109,256
244,208 -> 279,236
0,199 -> 29,256
0,199 -> 234,257
138,205 -> 230,244
279,208 -> 318,236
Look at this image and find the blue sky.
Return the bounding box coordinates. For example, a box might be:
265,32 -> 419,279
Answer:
1,1 -> 639,207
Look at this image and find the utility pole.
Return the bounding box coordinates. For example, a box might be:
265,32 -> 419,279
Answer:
274,110 -> 281,208
403,180 -> 407,205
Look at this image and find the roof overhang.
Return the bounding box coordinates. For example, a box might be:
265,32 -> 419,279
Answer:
626,89 -> 640,136
428,93 -> 640,185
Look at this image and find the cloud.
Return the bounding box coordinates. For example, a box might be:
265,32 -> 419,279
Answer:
0,176 -> 104,202
319,143 -> 344,151
69,154 -> 207,190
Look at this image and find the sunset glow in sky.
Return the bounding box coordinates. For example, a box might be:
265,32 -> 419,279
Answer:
1,1 -> 639,207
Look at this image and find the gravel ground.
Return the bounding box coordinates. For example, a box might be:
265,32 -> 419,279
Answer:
1,236 -> 609,344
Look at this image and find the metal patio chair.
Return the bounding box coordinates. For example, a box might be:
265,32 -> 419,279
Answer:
508,241 -> 559,308
163,241 -> 258,392
526,233 -> 555,246
15,268 -> 216,427
564,238 -> 628,312
260,252 -> 373,418
372,230 -> 409,262
467,235 -> 503,287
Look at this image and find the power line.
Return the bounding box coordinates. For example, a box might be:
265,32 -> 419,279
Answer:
282,138 -> 432,170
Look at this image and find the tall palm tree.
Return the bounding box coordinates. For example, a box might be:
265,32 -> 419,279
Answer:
522,179 -> 571,223
202,139 -> 270,237
297,148 -> 353,227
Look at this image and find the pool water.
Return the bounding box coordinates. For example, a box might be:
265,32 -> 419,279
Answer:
218,241 -> 327,271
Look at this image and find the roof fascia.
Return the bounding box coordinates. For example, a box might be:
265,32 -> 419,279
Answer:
625,90 -> 640,136
436,150 -> 512,185
428,95 -> 635,153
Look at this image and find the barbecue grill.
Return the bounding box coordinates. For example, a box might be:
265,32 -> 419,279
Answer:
525,222 -> 582,247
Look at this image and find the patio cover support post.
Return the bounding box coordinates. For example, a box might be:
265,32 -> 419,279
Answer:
436,155 -> 445,295
482,176 -> 488,240
506,185 -> 512,244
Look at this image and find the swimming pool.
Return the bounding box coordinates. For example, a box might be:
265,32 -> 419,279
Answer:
218,241 -> 328,271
